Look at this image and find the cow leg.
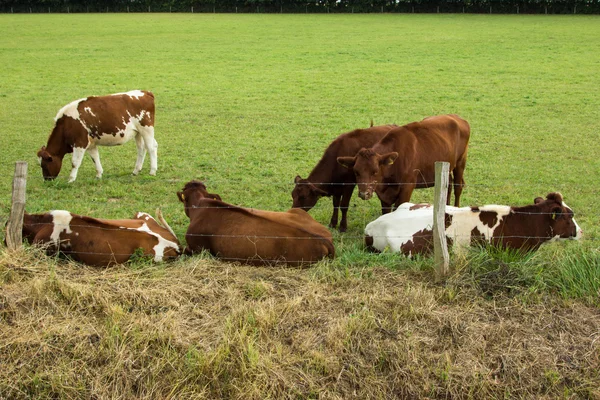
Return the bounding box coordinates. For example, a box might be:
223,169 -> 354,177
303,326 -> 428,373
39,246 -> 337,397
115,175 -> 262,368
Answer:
133,134 -> 146,176
68,146 -> 87,183
329,195 -> 340,229
86,145 -> 103,179
380,199 -> 393,214
446,172 -> 454,206
453,163 -> 466,207
338,184 -> 355,232
138,126 -> 158,176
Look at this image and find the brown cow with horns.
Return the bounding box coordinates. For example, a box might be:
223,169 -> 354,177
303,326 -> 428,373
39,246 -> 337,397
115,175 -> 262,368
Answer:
337,114 -> 470,214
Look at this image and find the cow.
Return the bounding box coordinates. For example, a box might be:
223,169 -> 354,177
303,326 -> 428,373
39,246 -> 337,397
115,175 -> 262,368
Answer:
364,192 -> 582,257
337,114 -> 470,214
178,180 -> 335,266
292,124 -> 396,232
36,90 -> 158,183
20,209 -> 180,267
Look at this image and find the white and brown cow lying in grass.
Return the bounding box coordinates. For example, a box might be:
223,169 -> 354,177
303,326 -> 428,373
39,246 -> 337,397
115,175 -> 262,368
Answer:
178,180 -> 335,266
21,210 -> 180,266
37,90 -> 157,182
364,193 -> 582,256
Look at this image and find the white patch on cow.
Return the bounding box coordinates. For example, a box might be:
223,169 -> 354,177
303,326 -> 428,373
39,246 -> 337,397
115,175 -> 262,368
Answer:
364,202 -> 434,254
113,90 -> 145,99
55,98 -> 86,121
50,210 -> 73,246
126,222 -> 178,262
445,205 -> 511,250
83,106 -> 96,117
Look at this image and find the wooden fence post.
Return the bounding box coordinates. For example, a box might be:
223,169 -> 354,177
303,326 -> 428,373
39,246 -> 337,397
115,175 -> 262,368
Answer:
433,161 -> 449,281
6,162 -> 28,250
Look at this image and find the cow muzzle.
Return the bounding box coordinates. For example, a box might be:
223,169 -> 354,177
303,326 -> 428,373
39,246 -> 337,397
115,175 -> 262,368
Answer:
358,191 -> 373,200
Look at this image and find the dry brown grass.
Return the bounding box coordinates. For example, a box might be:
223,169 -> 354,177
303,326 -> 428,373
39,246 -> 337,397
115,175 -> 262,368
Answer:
1,247 -> 599,399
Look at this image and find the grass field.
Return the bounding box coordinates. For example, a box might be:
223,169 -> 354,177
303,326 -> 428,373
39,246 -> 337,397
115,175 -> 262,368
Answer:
1,14 -> 600,398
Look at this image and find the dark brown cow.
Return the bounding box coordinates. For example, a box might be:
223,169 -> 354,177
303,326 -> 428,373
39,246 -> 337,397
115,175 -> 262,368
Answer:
364,193 -> 582,256
292,124 -> 396,232
37,90 -> 157,182
337,114 -> 470,214
178,180 -> 335,266
21,210 -> 180,266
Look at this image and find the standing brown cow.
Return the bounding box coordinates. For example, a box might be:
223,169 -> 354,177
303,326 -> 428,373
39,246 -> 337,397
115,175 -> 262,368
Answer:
292,124 -> 396,232
337,114 -> 470,214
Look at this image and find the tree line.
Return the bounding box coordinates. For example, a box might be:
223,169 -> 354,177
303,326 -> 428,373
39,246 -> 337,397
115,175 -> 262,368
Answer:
2,0 -> 599,14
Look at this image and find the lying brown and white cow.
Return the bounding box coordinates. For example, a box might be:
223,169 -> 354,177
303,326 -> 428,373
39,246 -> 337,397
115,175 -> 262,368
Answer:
21,210 -> 180,266
37,90 -> 158,182
364,193 -> 582,256
337,114 -> 470,214
292,124 -> 397,232
178,180 -> 335,266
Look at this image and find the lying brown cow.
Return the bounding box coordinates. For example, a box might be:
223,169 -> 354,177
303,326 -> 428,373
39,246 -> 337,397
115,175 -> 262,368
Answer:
178,180 -> 335,266
292,124 -> 396,232
21,210 -> 180,266
337,114 -> 470,214
364,193 -> 582,256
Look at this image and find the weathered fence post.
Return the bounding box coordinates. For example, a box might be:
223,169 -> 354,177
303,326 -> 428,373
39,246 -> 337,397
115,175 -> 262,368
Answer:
433,161 -> 450,281
6,162 -> 28,251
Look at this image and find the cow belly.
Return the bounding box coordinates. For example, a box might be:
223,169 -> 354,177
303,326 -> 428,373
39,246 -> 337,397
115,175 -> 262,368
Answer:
92,123 -> 138,146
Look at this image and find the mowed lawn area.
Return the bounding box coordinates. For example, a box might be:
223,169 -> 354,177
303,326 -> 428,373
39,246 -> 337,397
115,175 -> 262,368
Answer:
1,14 -> 599,399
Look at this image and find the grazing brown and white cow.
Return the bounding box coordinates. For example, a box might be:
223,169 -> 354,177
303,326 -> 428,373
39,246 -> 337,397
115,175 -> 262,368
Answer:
364,193 -> 582,256
37,90 -> 157,182
21,209 -> 180,266
178,180 -> 335,266
337,114 -> 470,214
292,124 -> 396,232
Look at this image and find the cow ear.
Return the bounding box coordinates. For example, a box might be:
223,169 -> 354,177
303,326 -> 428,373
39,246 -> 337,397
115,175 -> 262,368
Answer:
310,184 -> 328,197
550,205 -> 563,220
37,149 -> 52,162
210,193 -> 222,201
177,191 -> 185,203
337,156 -> 356,169
294,175 -> 302,184
534,197 -> 544,204
379,152 -> 398,166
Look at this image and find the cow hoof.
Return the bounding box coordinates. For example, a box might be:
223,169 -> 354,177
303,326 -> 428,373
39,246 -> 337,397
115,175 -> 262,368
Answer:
149,171 -> 157,176
132,171 -> 140,176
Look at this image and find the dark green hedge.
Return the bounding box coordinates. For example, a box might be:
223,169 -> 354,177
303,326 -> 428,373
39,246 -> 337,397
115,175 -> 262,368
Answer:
2,0 -> 599,14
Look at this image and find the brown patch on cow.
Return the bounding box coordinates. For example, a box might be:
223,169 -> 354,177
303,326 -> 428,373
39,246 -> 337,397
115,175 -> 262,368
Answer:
409,203 -> 431,211
478,211 -> 498,229
400,228 -> 434,256
364,235 -> 379,253
470,226 -> 487,246
445,213 -> 453,229
120,133 -> 125,138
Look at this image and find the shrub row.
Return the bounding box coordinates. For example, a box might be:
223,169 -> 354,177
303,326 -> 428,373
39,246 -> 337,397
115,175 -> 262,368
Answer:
3,0 -> 600,14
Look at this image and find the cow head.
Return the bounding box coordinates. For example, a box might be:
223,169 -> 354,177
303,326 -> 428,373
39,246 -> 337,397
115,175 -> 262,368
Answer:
177,180 -> 222,218
37,146 -> 62,181
534,192 -> 582,240
291,175 -> 328,211
337,148 -> 398,200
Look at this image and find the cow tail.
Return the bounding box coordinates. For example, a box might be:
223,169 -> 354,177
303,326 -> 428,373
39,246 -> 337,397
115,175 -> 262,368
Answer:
156,208 -> 177,238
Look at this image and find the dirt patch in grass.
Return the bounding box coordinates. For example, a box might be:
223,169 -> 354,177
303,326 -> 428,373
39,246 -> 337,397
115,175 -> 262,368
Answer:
1,248 -> 599,399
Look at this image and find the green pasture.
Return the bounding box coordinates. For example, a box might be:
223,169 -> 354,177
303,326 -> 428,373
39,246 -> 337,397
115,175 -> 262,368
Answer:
2,14 -> 600,399
1,13 -> 599,252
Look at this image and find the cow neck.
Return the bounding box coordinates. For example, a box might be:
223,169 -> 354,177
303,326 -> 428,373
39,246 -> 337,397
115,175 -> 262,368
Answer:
46,120 -> 73,158
494,204 -> 549,241
306,144 -> 344,190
